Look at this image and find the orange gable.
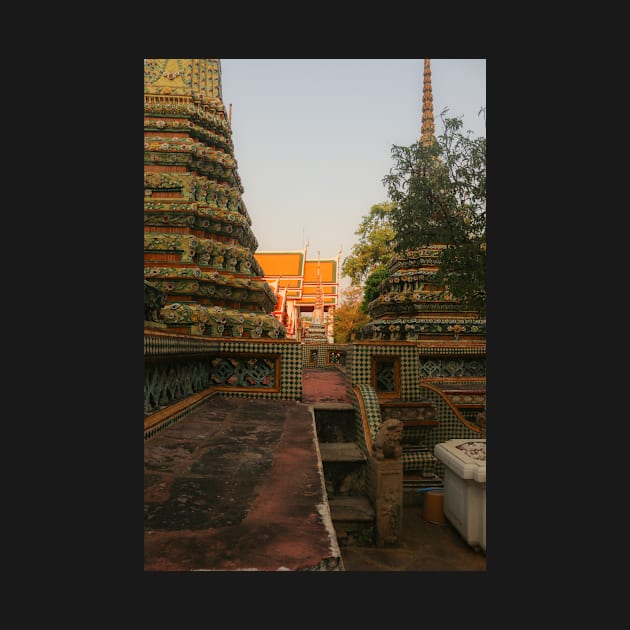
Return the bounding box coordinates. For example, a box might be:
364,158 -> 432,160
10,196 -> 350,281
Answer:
255,251 -> 304,277
303,260 -> 337,283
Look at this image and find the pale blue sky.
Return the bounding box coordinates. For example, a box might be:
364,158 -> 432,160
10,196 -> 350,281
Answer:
220,59 -> 486,288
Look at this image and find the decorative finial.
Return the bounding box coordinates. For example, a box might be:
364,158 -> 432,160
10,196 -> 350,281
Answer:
421,58 -> 436,147
313,250 -> 324,325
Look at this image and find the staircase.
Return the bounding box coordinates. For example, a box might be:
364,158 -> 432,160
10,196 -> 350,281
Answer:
314,403 -> 376,546
304,368 -> 484,545
424,379 -> 486,426
379,399 -> 444,501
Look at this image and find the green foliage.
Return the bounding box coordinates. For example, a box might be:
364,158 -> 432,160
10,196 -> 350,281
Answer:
333,286 -> 371,343
341,202 -> 396,286
361,266 -> 389,313
382,110 -> 486,313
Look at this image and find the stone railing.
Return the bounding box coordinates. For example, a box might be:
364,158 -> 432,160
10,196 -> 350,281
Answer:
144,329 -> 302,439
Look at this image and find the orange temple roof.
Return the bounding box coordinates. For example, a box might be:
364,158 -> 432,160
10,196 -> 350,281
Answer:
254,251 -> 305,277
255,250 -> 340,312
303,260 -> 337,283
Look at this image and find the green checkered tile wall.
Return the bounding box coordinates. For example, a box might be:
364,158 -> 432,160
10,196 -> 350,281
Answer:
401,447 -> 436,476
220,340 -> 302,400
418,383 -> 481,478
347,342 -> 421,399
144,333 -> 303,411
351,383 -> 381,457
301,343 -> 348,368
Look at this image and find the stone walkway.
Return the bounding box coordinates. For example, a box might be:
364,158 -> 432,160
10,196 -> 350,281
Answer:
144,367 -> 486,571
144,395 -> 341,571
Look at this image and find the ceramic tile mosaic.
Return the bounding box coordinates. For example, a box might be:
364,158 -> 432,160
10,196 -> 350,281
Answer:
417,382 -> 481,478
351,383 -> 437,475
300,343 -> 348,368
401,446 -> 436,475
144,331 -> 221,356
144,59 -> 285,341
347,342 -> 421,399
219,340 -> 302,400
145,359 -> 214,413
419,357 -> 486,379
351,384 -> 382,457
346,348 -> 484,478
144,332 -> 303,426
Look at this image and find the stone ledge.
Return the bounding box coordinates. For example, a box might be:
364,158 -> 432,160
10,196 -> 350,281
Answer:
319,442 -> 366,462
328,496 -> 375,522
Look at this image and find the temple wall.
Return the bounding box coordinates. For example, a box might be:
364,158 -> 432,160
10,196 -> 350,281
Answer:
345,341 -> 485,402
345,342 -> 421,401
301,343 -> 348,368
144,330 -> 303,435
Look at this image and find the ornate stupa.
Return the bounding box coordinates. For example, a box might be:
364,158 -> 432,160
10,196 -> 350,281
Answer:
144,59 -> 283,338
303,252 -> 329,343
358,59 -> 486,347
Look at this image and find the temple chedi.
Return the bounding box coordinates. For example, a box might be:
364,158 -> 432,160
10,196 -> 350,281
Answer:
358,59 -> 486,416
303,252 -> 329,344
144,59 -> 283,338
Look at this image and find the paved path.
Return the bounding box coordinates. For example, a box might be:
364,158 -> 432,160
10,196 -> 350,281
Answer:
302,367 -> 351,404
144,395 -> 342,571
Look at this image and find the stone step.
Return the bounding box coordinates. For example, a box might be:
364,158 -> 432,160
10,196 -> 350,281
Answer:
379,398 -> 433,408
309,402 -> 354,411
403,472 -> 443,489
314,406 -> 357,443
319,442 -> 365,462
328,495 -> 374,522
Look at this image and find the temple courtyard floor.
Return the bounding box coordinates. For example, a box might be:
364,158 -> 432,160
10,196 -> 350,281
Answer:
144,368 -> 486,572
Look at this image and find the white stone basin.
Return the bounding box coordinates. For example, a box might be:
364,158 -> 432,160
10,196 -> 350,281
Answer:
434,439 -> 486,551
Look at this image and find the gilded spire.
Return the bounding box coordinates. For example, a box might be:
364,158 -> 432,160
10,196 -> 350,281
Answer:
421,58 -> 436,147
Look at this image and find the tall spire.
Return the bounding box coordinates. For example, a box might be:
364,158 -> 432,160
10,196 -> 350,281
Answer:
304,250 -> 328,344
312,251 -> 324,325
421,58 -> 436,147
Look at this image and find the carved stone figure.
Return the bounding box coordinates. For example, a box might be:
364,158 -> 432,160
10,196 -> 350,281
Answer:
144,280 -> 165,322
379,489 -> 400,544
373,419 -> 403,460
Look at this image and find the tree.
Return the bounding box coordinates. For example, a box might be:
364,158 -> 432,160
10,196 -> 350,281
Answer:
341,202 -> 396,286
383,109 -> 486,313
333,285 -> 371,343
361,265 -> 389,313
